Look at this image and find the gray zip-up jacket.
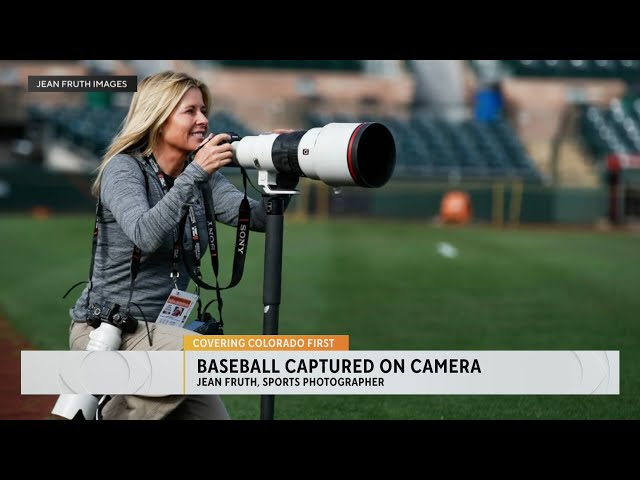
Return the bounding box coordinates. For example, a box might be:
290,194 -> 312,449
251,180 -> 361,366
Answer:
70,151 -> 269,324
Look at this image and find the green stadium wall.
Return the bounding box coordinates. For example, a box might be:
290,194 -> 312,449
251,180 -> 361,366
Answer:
340,182 -> 607,225
0,169 -> 607,225
0,167 -> 95,212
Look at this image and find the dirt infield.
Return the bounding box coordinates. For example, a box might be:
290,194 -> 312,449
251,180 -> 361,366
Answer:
0,314 -> 56,420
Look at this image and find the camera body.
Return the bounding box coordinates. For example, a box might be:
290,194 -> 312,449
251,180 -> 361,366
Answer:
86,302 -> 138,334
187,312 -> 224,335
221,132 -> 242,145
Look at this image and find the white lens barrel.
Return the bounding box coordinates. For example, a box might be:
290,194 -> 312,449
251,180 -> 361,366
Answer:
52,394 -> 99,420
231,122 -> 395,188
232,133 -> 278,172
51,322 -> 124,420
86,322 -> 122,351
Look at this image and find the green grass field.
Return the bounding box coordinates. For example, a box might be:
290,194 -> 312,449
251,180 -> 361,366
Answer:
1,214 -> 639,419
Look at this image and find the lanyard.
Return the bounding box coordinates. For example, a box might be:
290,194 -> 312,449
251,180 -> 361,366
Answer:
146,154 -> 198,283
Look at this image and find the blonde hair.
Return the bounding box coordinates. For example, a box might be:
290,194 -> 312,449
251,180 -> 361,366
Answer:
91,70 -> 211,196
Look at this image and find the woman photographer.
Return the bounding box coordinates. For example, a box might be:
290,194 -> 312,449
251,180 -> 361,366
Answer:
66,70 -> 296,420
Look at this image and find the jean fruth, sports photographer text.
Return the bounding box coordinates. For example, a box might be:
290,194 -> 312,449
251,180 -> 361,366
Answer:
195,357 -> 482,387
35,79 -> 130,89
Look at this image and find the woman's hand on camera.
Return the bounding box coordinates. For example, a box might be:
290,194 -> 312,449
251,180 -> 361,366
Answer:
193,133 -> 234,175
272,128 -> 294,134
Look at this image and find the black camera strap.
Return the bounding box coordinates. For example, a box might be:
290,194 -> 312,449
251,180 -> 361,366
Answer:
145,155 -> 251,325
64,158 -> 148,323
68,195 -> 102,311
185,170 -> 251,324
60,193 -> 104,305
193,169 -> 251,291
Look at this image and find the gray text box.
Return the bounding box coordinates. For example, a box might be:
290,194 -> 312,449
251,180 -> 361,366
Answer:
28,75 -> 137,92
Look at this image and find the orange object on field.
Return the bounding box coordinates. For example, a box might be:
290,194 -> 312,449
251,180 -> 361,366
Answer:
440,191 -> 472,224
31,205 -> 52,219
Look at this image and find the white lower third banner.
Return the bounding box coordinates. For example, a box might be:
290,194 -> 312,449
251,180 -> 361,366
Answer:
22,350 -> 619,395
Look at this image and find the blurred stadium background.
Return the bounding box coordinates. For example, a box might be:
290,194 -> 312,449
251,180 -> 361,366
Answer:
1,59 -> 639,419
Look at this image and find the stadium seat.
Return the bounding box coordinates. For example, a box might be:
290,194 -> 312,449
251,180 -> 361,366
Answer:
501,59 -> 640,80
579,99 -> 640,160
32,106 -> 255,160
306,112 -> 543,183
211,60 -> 364,72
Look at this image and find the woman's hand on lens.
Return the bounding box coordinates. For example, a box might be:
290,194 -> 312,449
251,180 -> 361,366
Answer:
272,128 -> 294,134
193,133 -> 234,175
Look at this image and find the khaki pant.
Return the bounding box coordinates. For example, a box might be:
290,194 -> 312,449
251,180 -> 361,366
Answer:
69,321 -> 230,420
